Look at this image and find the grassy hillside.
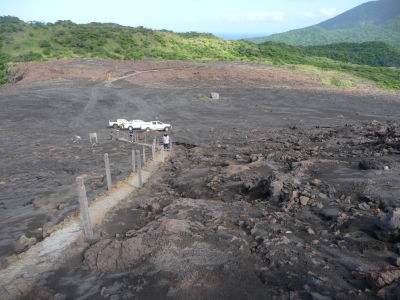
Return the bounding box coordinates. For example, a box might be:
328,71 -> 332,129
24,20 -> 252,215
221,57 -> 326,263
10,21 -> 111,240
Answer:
0,18 -> 255,62
0,16 -> 399,90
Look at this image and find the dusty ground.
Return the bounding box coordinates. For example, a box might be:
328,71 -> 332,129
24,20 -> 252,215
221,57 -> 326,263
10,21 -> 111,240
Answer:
1,59 -> 400,299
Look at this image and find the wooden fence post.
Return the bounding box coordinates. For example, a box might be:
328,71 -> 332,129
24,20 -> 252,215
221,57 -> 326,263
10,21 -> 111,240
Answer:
152,138 -> 156,160
136,150 -> 142,187
143,146 -> 146,164
104,153 -> 112,191
170,137 -> 172,152
144,134 -> 147,144
132,149 -> 136,173
76,176 -> 94,240
161,145 -> 165,162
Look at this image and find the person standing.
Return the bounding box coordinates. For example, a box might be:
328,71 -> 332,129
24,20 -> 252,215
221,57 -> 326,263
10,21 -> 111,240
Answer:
129,130 -> 134,142
162,133 -> 170,150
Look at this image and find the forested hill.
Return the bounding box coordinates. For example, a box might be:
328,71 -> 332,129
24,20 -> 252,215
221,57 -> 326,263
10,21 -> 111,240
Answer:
249,0 -> 400,47
260,41 -> 400,68
0,16 -> 399,90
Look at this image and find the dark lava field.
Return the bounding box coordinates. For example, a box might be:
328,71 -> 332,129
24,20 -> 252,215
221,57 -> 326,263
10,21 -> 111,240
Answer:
1,59 -> 400,299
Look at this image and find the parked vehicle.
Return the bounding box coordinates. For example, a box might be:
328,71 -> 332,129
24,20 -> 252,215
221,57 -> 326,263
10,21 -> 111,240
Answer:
108,119 -> 128,128
124,120 -> 145,130
140,121 -> 171,132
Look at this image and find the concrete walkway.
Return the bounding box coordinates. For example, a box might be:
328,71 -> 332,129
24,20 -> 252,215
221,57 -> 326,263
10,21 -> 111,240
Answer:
0,146 -> 172,299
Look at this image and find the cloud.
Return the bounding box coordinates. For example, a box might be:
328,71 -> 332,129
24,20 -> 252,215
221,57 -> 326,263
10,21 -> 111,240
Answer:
298,11 -> 317,19
320,8 -> 339,17
210,11 -> 285,22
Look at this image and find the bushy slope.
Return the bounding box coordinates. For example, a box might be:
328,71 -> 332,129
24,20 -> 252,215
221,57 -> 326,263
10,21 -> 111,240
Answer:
254,42 -> 400,90
0,18 -> 258,62
296,42 -> 400,67
0,17 -> 399,90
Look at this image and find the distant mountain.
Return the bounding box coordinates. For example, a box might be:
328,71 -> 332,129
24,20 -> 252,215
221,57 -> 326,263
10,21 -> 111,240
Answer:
249,0 -> 400,48
318,0 -> 400,29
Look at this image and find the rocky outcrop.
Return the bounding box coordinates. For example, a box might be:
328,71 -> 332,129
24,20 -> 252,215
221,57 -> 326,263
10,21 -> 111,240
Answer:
84,198 -> 268,298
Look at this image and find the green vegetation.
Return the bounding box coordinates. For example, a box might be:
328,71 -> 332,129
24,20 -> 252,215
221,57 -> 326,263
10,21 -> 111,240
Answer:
196,93 -> 211,100
0,54 -> 8,84
257,41 -> 400,67
196,93 -> 222,101
301,42 -> 400,67
0,16 -> 399,90
254,42 -> 400,90
330,77 -> 355,88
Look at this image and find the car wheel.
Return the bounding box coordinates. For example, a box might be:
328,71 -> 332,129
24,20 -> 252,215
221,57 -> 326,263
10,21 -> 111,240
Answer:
164,127 -> 169,131
128,126 -> 133,131
146,128 -> 150,132
113,124 -> 118,129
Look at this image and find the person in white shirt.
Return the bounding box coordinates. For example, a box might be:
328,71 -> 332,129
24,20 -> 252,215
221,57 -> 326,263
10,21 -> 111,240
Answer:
163,133 -> 170,150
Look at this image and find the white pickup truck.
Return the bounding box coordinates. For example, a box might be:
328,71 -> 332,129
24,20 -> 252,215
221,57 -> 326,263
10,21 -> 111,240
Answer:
108,119 -> 145,130
140,121 -> 171,132
124,120 -> 145,130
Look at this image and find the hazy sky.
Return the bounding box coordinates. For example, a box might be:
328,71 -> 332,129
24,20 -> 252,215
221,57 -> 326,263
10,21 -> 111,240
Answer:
1,0 -> 371,37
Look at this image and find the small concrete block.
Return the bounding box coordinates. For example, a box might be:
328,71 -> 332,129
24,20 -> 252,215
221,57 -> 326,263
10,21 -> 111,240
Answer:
210,92 -> 220,100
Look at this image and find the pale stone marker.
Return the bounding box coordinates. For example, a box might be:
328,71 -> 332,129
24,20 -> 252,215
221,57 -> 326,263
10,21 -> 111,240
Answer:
131,149 -> 136,172
152,138 -> 156,160
76,176 -> 94,240
136,150 -> 142,187
161,145 -> 165,162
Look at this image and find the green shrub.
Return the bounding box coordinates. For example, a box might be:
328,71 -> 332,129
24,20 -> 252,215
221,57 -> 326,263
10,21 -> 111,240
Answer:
55,30 -> 65,37
142,40 -> 150,48
39,40 -> 51,48
0,16 -> 22,23
330,77 -> 343,86
0,54 -> 8,84
14,51 -> 43,62
124,50 -> 144,60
